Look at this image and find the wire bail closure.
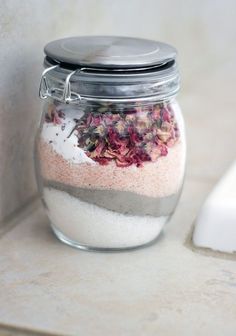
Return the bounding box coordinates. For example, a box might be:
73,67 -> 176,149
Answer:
39,65 -> 82,103
39,62 -> 180,104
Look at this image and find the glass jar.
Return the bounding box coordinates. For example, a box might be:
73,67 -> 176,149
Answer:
36,36 -> 186,251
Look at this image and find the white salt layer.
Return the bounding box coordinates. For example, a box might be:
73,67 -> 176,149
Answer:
43,187 -> 167,249
41,108 -> 95,165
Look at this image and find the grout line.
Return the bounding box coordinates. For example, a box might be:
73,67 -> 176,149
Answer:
0,322 -> 67,336
0,194 -> 41,239
185,222 -> 236,261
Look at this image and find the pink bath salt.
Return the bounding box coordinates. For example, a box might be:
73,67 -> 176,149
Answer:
38,139 -> 185,198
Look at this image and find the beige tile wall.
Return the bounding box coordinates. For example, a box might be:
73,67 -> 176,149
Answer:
0,0 -> 236,224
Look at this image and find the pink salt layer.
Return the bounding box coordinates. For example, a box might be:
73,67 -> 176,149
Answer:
38,139 -> 185,198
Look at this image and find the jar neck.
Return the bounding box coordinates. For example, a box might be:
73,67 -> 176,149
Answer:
39,60 -> 180,105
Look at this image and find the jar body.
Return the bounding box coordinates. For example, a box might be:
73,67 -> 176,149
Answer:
35,98 -> 186,250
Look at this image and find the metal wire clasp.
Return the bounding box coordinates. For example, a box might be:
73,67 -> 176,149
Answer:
62,69 -> 81,103
39,65 -> 58,99
39,65 -> 82,103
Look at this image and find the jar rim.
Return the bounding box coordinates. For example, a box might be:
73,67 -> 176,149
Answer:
39,36 -> 180,104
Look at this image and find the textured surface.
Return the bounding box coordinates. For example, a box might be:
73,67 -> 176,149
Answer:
0,179 -> 236,336
1,61 -> 236,333
1,0 -> 236,224
0,1 -> 236,335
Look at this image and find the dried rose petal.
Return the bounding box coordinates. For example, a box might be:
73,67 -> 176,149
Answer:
125,114 -> 136,122
167,138 -> 176,147
116,157 -> 133,167
90,116 -> 102,127
162,108 -> 171,122
94,157 -> 110,165
53,113 -> 63,125
69,102 -> 179,168
157,129 -> 171,142
94,141 -> 105,156
115,120 -> 126,134
152,106 -> 161,119
103,149 -> 117,159
86,114 -> 92,126
150,146 -> 161,161
94,124 -> 106,136
159,144 -> 168,156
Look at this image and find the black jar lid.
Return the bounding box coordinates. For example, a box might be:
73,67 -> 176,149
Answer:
44,36 -> 177,71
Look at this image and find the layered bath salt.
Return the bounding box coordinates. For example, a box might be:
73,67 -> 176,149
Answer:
36,36 -> 185,250
44,187 -> 167,248
37,101 -> 185,249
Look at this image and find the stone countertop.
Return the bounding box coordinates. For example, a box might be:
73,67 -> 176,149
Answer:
0,181 -> 236,336
0,62 -> 236,335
